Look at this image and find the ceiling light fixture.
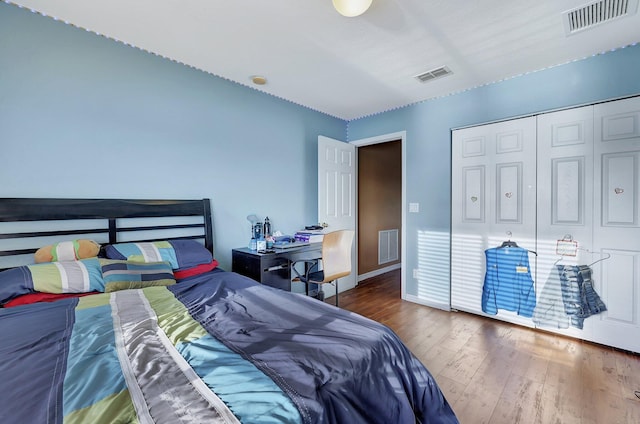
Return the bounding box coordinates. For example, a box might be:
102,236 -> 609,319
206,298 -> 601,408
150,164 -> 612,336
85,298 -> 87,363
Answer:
333,0 -> 373,17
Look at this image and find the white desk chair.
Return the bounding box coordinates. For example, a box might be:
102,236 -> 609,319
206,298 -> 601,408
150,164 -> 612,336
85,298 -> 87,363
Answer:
292,229 -> 354,306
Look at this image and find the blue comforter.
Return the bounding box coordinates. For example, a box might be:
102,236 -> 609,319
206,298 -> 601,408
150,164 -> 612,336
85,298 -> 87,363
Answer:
0,269 -> 457,423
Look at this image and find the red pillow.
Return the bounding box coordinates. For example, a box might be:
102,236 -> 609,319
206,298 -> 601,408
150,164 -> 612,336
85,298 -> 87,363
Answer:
3,291 -> 98,308
174,259 -> 219,280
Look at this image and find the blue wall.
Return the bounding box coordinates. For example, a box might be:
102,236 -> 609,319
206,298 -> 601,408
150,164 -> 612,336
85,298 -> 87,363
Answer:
0,3 -> 345,269
2,2 -> 640,305
348,43 -> 640,305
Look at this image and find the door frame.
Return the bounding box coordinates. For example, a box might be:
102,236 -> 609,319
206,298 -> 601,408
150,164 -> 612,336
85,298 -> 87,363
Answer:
350,131 -> 407,296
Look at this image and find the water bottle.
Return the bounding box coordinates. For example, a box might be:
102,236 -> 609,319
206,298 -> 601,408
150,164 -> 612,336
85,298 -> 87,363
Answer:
263,217 -> 272,238
263,217 -> 273,249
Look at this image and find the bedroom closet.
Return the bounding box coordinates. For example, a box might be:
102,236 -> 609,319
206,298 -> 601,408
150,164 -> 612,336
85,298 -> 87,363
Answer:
451,95 -> 640,353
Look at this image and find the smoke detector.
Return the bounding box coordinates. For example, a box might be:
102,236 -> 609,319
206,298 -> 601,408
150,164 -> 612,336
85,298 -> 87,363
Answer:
563,0 -> 639,35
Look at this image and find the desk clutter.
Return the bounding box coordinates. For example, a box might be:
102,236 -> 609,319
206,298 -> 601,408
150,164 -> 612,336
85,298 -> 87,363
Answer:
247,215 -> 274,251
294,229 -> 325,244
246,214 -> 326,251
272,229 -> 324,249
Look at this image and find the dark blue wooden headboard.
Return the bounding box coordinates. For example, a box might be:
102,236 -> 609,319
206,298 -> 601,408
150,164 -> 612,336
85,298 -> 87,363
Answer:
0,198 -> 213,269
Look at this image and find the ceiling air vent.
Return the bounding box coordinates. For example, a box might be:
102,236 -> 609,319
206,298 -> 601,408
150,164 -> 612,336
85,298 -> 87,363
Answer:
563,0 -> 639,35
415,66 -> 452,83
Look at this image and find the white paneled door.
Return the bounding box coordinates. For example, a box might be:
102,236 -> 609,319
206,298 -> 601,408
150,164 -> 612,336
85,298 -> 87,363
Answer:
592,97 -> 640,352
452,96 -> 640,353
317,135 -> 356,293
451,117 -> 537,326
536,106 -> 597,341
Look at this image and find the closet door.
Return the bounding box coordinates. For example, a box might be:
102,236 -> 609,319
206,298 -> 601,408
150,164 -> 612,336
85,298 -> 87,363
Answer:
592,97 -> 640,352
451,117 -> 537,325
536,106 -> 596,340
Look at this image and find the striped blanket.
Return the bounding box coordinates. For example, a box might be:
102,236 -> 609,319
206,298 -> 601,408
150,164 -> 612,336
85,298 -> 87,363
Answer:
0,270 -> 458,424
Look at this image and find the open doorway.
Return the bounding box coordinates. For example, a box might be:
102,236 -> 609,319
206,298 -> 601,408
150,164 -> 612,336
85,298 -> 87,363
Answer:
356,139 -> 402,282
319,131 -> 406,295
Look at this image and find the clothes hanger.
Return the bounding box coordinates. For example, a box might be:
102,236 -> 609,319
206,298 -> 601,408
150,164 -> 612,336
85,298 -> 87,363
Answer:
553,235 -> 610,267
499,231 -> 519,248
586,249 -> 611,267
555,250 -> 611,267
500,240 -> 519,248
498,231 -> 537,255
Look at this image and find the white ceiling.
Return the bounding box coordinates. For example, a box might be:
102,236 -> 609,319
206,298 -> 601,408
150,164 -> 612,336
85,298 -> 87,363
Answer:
9,0 -> 640,120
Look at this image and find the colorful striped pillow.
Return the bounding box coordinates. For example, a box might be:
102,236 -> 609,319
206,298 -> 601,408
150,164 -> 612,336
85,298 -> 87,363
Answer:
104,240 -> 213,270
0,258 -> 104,304
104,241 -> 179,269
28,258 -> 104,293
101,260 -> 175,293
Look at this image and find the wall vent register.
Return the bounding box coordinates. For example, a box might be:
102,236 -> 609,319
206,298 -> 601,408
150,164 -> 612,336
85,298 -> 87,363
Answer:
414,66 -> 452,83
563,0 -> 639,35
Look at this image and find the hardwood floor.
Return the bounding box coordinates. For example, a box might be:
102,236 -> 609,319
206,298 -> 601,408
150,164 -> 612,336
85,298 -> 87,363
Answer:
334,269 -> 640,424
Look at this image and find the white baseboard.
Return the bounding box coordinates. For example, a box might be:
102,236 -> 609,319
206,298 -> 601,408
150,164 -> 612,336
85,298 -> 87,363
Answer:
403,293 -> 451,311
357,263 -> 401,283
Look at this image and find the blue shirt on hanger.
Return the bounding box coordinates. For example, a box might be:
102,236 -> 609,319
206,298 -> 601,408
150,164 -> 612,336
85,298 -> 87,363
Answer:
482,246 -> 536,317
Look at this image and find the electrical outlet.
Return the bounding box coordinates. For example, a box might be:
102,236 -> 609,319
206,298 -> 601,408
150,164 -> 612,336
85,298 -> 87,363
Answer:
413,268 -> 419,279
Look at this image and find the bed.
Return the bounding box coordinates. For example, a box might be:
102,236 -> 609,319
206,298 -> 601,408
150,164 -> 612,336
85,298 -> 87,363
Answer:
0,198 -> 458,424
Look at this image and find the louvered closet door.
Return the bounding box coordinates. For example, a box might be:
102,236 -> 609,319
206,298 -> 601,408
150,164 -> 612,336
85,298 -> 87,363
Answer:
536,106 -> 597,341
451,117 -> 537,325
592,97 -> 640,353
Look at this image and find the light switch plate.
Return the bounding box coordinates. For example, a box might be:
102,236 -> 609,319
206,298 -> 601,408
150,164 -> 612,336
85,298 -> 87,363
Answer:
409,202 -> 419,213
